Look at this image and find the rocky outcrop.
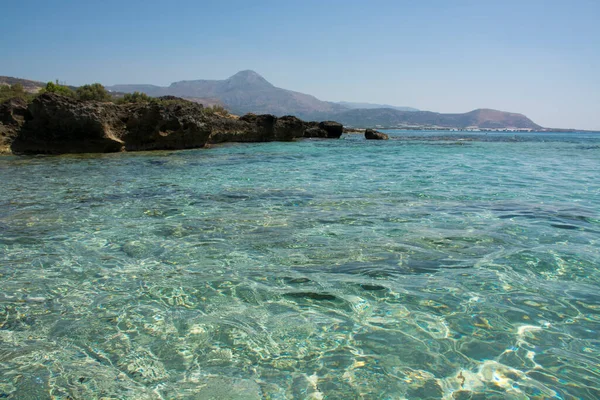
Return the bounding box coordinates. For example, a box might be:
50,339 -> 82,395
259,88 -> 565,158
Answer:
208,114 -> 307,144
319,121 -> 344,138
121,100 -> 212,151
7,94 -> 345,155
11,93 -> 125,154
303,121 -> 344,139
365,128 -> 389,140
0,97 -> 30,153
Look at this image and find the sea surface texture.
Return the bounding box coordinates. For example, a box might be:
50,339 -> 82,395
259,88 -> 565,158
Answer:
1,131 -> 599,399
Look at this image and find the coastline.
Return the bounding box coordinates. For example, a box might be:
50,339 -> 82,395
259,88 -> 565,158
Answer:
0,93 -> 344,156
2,94 -> 597,157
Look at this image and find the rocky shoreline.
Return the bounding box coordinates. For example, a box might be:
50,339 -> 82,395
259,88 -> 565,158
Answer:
0,93 -> 344,155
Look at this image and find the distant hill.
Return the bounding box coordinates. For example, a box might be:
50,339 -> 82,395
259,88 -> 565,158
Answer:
0,76 -> 80,93
3,71 -> 544,129
334,108 -> 542,129
336,101 -> 418,112
108,70 -> 542,129
107,84 -> 164,95
108,70 -> 347,119
0,76 -> 45,93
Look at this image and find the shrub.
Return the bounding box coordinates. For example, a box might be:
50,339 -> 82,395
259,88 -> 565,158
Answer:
121,91 -> 153,103
203,105 -> 229,116
41,81 -> 75,97
0,83 -> 32,103
76,83 -> 111,102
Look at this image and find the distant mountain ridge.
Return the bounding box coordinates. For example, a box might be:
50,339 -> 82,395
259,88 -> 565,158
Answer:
0,76 -> 47,92
336,101 -> 418,112
2,72 -> 543,129
107,70 -> 542,129
109,70 -> 347,119
334,108 -> 541,130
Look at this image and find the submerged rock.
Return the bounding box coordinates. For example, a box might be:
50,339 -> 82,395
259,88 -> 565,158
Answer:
365,128 -> 389,140
8,94 -> 345,155
284,292 -> 341,301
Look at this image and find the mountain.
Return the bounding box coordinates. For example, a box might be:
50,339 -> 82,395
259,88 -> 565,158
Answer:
336,101 -> 418,112
2,72 -> 544,129
108,70 -> 542,129
334,108 -> 542,130
108,70 -> 346,119
0,76 -> 80,93
107,84 -> 164,96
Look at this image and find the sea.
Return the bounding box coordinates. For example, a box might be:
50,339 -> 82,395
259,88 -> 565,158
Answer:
1,130 -> 599,399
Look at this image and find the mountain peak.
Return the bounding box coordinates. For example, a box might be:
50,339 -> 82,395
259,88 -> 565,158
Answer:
229,69 -> 262,78
226,70 -> 272,87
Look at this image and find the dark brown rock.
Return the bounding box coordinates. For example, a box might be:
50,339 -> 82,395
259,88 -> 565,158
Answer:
0,97 -> 30,125
303,126 -> 328,138
209,113 -> 288,144
11,93 -> 125,154
205,118 -> 257,144
209,114 -> 307,144
0,97 -> 30,153
303,120 -> 343,138
9,94 -> 344,155
252,114 -> 277,141
318,121 -> 344,138
122,100 -> 212,151
275,115 -> 306,141
365,128 -> 389,140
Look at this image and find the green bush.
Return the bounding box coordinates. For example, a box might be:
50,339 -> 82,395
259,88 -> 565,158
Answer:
0,83 -> 33,103
76,83 -> 111,102
121,91 -> 153,103
42,81 -> 75,97
203,105 -> 229,116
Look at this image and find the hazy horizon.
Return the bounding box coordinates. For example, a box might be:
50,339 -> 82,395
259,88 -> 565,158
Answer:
2,0 -> 599,130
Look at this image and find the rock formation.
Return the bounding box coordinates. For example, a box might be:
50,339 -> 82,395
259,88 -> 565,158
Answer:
365,128 -> 389,140
4,94 -> 345,155
12,93 -> 125,154
303,121 -> 344,139
0,97 -> 29,153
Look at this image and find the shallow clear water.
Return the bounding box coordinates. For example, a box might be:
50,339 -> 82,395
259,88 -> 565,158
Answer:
1,131 -> 599,399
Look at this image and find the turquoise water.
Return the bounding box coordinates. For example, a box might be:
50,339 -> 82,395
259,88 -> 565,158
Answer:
1,130 -> 599,399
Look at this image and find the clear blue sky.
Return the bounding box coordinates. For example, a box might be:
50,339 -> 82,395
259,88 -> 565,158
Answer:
2,0 -> 599,129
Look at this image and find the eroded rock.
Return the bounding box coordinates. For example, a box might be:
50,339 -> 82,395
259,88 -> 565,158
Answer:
0,97 -> 30,153
8,94 -> 345,155
365,128 -> 389,140
11,93 -> 125,154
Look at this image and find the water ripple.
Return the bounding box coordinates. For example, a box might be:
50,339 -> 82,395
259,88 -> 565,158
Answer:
1,132 -> 600,398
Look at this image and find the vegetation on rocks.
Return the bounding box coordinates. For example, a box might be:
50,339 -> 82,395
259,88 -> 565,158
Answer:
0,83 -> 34,103
120,91 -> 153,104
118,93 -> 228,117
203,104 -> 229,116
0,82 -> 346,156
4,92 -> 343,155
75,83 -> 112,101
41,81 -> 75,97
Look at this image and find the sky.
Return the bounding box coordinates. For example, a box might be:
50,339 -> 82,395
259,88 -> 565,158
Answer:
1,0 -> 599,130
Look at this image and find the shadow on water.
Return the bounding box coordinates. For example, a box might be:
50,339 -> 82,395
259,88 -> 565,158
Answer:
305,258 -> 473,278
492,202 -> 600,233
